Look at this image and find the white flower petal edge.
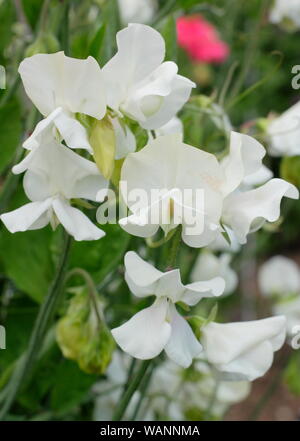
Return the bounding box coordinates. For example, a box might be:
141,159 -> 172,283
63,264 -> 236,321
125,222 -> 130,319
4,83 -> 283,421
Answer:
125,251 -> 224,303
220,131 -> 266,197
164,304 -> 203,368
111,298 -> 172,360
222,178 -> 299,244
201,316 -> 286,381
1,139 -> 107,241
267,101 -> 300,156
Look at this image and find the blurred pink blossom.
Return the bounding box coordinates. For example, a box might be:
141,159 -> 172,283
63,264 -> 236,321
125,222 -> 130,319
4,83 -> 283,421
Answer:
177,15 -> 229,63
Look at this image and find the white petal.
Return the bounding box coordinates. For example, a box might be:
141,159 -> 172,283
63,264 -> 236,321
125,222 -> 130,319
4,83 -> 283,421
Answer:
154,116 -> 183,137
242,165 -> 273,188
23,139 -> 107,202
0,199 -> 52,232
191,251 -> 237,296
124,251 -> 185,302
222,178 -> 299,244
164,305 -> 202,368
53,110 -> 92,151
258,255 -> 300,297
140,74 -> 195,130
221,131 -> 266,197
201,316 -> 286,381
52,197 -> 105,241
111,117 -> 136,159
102,24 -> 165,111
13,108 -> 64,174
120,134 -> 223,243
182,277 -> 225,305
268,101 -> 300,156
19,52 -> 106,118
111,298 -> 171,360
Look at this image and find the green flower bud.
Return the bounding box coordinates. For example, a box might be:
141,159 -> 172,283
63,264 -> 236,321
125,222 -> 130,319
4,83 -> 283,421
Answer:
56,285 -> 114,375
280,156 -> 300,188
89,116 -> 116,180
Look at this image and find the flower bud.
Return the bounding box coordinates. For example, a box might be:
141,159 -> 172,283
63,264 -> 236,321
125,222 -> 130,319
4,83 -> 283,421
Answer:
89,116 -> 116,180
56,287 -> 115,375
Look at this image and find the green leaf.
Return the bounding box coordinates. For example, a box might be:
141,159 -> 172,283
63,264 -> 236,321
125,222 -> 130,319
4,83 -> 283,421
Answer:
284,351 -> 300,396
50,359 -> 96,414
0,226 -> 55,303
70,224 -> 129,284
89,24 -> 106,61
0,99 -> 22,175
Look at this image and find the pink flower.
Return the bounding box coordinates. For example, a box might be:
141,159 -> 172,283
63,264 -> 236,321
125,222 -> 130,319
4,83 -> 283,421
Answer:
177,15 -> 229,63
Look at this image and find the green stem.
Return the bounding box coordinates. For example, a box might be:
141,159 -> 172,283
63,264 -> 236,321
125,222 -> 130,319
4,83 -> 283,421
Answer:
112,360 -> 151,421
66,267 -> 103,327
165,225 -> 182,270
0,232 -> 72,420
130,362 -> 154,421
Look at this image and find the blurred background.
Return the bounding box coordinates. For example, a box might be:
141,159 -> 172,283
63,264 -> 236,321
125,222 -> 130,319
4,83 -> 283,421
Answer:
0,0 -> 300,421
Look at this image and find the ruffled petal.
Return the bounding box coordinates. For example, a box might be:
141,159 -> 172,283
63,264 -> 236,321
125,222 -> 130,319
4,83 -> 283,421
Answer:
52,197 -> 105,241
222,178 -> 299,244
111,298 -> 171,360
19,52 -> 106,118
201,316 -> 286,381
221,131 -> 266,197
164,304 -> 202,368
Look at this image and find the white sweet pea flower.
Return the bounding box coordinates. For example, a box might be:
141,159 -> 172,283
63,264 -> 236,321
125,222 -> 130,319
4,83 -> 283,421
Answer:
119,134 -> 225,247
201,316 -> 286,381
191,251 -> 238,296
267,101 -> 300,156
119,131 -> 298,247
111,251 -> 225,367
269,0 -> 300,29
258,255 -> 300,297
102,24 -> 195,130
18,51 -> 106,153
1,138 -> 107,241
118,0 -> 157,25
220,131 -> 299,244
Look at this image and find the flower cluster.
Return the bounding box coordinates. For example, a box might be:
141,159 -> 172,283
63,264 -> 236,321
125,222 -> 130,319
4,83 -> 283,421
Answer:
1,22 -> 298,386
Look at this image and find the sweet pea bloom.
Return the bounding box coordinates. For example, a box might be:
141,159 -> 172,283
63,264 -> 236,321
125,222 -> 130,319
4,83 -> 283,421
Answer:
1,137 -> 107,241
111,251 -> 225,367
102,24 -> 195,129
119,134 -> 224,247
201,316 -> 286,381
191,251 -> 238,296
119,132 -> 298,247
18,51 -> 106,153
177,15 -> 229,63
220,131 -> 299,244
267,101 -> 300,156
